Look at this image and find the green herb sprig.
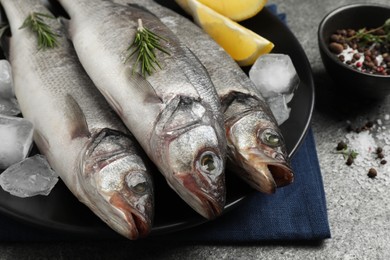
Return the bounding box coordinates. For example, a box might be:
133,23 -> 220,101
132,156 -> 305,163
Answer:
125,19 -> 170,78
19,12 -> 59,50
335,148 -> 359,166
336,149 -> 359,160
347,18 -> 390,45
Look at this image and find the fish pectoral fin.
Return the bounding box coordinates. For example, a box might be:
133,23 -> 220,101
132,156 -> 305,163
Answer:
65,94 -> 91,139
33,129 -> 50,155
131,72 -> 162,104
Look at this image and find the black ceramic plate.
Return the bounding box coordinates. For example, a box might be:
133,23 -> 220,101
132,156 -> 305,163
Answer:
0,1 -> 314,238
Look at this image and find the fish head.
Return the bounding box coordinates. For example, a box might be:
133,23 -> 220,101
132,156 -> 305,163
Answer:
226,110 -> 293,194
81,129 -> 154,240
154,96 -> 226,219
165,124 -> 226,219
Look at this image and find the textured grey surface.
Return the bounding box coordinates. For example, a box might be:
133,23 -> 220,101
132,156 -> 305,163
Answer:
1,0 -> 390,259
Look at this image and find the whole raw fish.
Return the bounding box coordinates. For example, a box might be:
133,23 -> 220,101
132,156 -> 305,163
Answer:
57,0 -> 227,219
1,0 -> 154,239
114,0 -> 294,194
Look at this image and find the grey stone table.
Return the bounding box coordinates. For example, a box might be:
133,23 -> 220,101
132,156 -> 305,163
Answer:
1,0 -> 389,259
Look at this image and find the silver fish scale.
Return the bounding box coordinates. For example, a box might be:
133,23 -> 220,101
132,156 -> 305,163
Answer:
114,0 -> 269,115
115,0 -> 262,98
139,15 -> 220,109
6,1 -> 125,133
67,0 -> 219,106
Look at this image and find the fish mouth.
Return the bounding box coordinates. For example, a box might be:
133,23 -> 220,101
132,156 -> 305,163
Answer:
240,161 -> 277,194
236,152 -> 294,194
268,163 -> 294,187
109,192 -> 152,239
172,172 -> 225,219
193,190 -> 224,219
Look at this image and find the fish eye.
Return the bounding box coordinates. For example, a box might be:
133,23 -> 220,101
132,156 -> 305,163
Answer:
259,128 -> 282,148
132,182 -> 147,194
126,173 -> 149,194
197,151 -> 222,176
201,154 -> 216,172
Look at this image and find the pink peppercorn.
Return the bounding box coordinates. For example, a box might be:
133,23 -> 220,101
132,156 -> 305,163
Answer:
377,66 -> 384,72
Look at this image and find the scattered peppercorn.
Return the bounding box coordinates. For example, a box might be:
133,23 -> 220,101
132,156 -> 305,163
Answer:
353,53 -> 361,60
365,121 -> 374,128
329,42 -> 344,54
367,168 -> 377,178
346,156 -> 354,166
375,146 -> 387,164
336,141 -> 348,151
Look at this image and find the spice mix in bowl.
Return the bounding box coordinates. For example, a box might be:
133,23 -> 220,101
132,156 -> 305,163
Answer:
318,4 -> 390,99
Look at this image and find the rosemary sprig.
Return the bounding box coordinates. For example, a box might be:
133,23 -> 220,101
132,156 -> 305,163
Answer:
125,19 -> 170,78
19,12 -> 59,50
347,18 -> 390,45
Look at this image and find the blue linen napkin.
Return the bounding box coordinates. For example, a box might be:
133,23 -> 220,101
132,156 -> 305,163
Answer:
0,5 -> 330,242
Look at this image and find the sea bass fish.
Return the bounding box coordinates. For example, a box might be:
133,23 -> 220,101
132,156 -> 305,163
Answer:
1,0 -> 154,239
57,0 -> 227,219
113,0 -> 294,194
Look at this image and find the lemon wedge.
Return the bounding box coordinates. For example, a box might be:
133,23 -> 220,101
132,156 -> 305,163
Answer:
176,0 -> 268,21
181,0 -> 274,66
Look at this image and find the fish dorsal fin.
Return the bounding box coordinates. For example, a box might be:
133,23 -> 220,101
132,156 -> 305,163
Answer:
126,3 -> 149,12
126,2 -> 156,17
58,16 -> 71,40
65,94 -> 91,139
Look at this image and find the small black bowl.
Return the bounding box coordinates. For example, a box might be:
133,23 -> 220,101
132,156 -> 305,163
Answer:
318,4 -> 390,99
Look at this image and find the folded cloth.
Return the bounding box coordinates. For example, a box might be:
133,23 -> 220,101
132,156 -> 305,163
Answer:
0,5 -> 330,242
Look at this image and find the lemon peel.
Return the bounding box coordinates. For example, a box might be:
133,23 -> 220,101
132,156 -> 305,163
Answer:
183,0 -> 274,66
176,0 -> 268,21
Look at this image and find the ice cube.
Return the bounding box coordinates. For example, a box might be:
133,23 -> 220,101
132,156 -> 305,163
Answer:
267,95 -> 291,125
0,154 -> 59,198
0,115 -> 34,169
249,54 -> 300,99
0,97 -> 20,116
0,60 -> 14,99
